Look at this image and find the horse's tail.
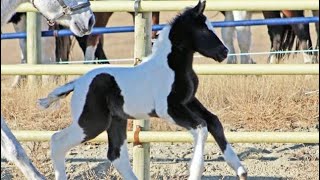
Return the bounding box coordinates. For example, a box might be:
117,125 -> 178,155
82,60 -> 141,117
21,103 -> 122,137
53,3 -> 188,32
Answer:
38,80 -> 76,109
276,24 -> 296,60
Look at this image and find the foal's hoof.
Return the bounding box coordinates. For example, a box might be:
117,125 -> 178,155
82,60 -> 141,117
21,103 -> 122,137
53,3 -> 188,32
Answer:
238,172 -> 248,180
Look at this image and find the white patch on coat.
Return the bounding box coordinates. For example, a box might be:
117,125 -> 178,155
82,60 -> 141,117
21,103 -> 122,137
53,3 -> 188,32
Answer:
70,26 -> 175,122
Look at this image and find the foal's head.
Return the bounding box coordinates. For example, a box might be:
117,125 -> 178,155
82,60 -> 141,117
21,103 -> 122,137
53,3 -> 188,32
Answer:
32,0 -> 95,37
169,0 -> 228,62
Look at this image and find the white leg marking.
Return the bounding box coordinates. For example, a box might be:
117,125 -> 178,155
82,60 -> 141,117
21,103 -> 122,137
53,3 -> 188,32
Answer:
188,126 -> 208,180
223,144 -> 247,177
302,52 -> 313,64
111,140 -> 138,180
50,123 -> 85,180
268,54 -> 279,64
85,46 -> 97,64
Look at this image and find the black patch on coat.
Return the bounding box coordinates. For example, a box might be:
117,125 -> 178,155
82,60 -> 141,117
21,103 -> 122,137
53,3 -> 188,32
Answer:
78,73 -> 128,142
166,8 -> 201,115
107,116 -> 127,161
8,13 -> 25,24
165,4 -> 227,130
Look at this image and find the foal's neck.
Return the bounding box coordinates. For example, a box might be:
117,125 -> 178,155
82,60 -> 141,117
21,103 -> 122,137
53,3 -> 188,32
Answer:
144,26 -> 195,73
1,0 -> 28,27
167,47 -> 194,73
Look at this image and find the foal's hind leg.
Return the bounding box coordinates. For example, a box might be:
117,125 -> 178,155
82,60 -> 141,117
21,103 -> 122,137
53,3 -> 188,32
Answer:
107,117 -> 137,180
51,117 -> 111,180
167,104 -> 208,180
187,98 -> 247,179
50,123 -> 87,180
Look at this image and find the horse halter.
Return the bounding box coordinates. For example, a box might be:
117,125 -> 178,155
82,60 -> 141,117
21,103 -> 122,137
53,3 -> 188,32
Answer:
31,0 -> 91,26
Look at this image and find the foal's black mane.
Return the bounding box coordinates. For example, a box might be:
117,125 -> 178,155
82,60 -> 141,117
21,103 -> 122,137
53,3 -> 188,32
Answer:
169,7 -> 198,25
8,13 -> 24,24
167,7 -> 199,70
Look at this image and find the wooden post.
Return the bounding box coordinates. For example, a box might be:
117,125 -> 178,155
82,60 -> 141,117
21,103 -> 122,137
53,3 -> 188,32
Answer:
133,1 -> 152,179
26,12 -> 41,85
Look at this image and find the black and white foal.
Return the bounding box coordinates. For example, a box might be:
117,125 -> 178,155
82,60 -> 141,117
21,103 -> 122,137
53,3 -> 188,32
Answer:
39,0 -> 247,179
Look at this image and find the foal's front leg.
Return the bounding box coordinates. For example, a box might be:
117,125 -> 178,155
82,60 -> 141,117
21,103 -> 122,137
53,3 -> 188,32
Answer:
187,98 -> 247,180
167,104 -> 208,180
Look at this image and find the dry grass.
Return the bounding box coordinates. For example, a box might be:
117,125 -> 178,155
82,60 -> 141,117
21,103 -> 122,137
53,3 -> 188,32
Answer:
1,74 -> 318,132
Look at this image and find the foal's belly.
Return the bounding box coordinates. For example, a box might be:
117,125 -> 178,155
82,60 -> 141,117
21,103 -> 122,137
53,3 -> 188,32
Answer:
122,92 -> 155,119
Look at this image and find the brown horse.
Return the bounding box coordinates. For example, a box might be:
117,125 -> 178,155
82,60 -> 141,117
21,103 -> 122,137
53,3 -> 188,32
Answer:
74,12 -> 160,64
263,10 -> 319,63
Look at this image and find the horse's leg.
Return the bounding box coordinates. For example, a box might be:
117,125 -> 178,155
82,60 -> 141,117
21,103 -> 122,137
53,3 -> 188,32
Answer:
75,35 -> 88,56
187,98 -> 247,180
263,11 -> 287,64
11,13 -> 27,88
1,116 -> 45,180
84,12 -> 112,64
50,75 -> 116,179
166,104 -> 208,180
51,117 -> 111,180
40,17 -> 57,85
221,11 -> 237,64
95,37 -> 108,64
233,11 -> 255,64
312,10 -> 319,62
107,117 -> 137,180
51,123 -> 87,180
152,12 -> 160,39
283,10 -> 314,64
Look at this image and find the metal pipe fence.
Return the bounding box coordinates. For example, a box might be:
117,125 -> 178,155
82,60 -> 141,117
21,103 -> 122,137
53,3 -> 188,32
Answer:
15,0 -> 319,12
2,17 -> 318,39
12,131 -> 320,144
2,1 -> 319,179
1,64 -> 319,75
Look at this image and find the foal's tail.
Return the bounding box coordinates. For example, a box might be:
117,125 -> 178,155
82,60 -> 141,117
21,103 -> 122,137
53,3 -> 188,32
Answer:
38,80 -> 76,109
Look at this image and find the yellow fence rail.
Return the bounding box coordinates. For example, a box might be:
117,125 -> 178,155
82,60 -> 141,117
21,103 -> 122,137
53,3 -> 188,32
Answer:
16,0 -> 319,12
1,64 -> 319,75
12,131 -> 320,144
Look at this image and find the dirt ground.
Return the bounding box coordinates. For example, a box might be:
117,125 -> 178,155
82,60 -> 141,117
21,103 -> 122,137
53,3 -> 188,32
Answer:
1,10 -> 319,180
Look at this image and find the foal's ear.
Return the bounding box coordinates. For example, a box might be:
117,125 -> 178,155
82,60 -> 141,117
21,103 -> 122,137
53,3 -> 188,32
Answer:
193,0 -> 206,16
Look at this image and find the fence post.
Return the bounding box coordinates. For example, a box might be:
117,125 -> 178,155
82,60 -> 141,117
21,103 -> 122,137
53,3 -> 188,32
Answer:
133,0 -> 152,179
26,12 -> 41,85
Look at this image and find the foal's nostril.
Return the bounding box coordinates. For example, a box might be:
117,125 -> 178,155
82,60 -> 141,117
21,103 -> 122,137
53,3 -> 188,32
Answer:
223,48 -> 229,55
88,15 -> 95,28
